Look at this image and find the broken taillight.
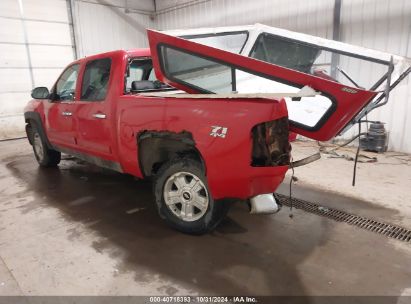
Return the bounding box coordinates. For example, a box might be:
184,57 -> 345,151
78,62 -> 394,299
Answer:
251,117 -> 291,167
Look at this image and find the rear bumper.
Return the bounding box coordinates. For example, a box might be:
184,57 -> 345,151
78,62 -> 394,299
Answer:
208,165 -> 288,200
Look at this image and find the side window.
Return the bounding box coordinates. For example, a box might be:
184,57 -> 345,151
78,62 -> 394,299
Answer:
148,69 -> 157,81
81,58 -> 111,101
55,64 -> 79,101
125,58 -> 170,93
126,64 -> 144,90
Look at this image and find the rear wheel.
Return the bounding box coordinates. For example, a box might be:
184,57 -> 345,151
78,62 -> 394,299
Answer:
154,158 -> 229,234
31,124 -> 61,167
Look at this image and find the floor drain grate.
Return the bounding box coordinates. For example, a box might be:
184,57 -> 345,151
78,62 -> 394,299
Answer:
276,194 -> 411,243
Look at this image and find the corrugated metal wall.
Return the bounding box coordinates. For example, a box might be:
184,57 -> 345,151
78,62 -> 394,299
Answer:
155,0 -> 411,152
0,0 -> 75,139
340,0 -> 411,152
156,0 -> 335,39
72,0 -> 154,57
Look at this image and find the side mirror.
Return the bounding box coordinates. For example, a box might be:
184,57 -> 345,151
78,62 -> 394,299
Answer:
31,87 -> 49,99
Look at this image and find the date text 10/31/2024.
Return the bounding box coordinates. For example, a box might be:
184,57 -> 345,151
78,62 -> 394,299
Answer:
149,296 -> 258,303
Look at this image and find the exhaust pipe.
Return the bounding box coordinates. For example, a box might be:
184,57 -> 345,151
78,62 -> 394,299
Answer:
249,193 -> 280,214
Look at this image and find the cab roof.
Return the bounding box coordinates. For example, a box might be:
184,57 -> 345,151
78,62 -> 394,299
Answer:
72,48 -> 151,65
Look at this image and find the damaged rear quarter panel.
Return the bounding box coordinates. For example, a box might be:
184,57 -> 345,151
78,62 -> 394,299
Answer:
116,94 -> 289,199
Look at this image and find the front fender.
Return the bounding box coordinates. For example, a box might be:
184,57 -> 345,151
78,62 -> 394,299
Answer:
24,110 -> 52,149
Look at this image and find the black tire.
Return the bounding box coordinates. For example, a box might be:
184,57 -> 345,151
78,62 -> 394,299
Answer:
31,123 -> 61,167
154,158 -> 229,235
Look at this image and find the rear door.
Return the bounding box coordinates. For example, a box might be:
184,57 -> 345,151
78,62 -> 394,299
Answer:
147,30 -> 378,141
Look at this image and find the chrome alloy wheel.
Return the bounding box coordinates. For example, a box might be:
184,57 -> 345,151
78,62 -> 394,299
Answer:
33,133 -> 44,161
163,171 -> 209,222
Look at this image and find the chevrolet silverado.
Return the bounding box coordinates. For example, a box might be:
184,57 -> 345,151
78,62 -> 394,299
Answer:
24,26 -> 410,234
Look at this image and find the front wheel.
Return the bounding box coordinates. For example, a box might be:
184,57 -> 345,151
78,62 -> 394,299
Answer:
31,124 -> 61,167
154,158 -> 229,234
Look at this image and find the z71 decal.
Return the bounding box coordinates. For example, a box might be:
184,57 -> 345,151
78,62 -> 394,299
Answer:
210,126 -> 228,138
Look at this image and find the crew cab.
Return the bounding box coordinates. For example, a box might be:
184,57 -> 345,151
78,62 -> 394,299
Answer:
24,25 -> 410,234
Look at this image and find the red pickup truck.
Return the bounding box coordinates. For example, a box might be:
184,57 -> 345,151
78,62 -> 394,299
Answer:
24,28 -> 409,234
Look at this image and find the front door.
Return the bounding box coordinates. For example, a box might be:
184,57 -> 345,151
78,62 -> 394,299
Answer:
75,57 -> 113,159
45,64 -> 79,148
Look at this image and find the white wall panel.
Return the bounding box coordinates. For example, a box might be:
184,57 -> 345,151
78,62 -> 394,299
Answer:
155,0 -> 183,11
0,44 -> 28,67
156,0 -> 334,39
29,45 -> 74,68
73,0 -> 154,57
75,0 -> 154,12
32,68 -> 63,88
26,21 -> 73,45
0,0 -> 75,139
0,69 -> 32,92
0,93 -> 30,115
342,0 -> 410,56
0,0 -> 20,18
339,0 -> 411,152
23,0 -> 70,22
0,19 -> 25,43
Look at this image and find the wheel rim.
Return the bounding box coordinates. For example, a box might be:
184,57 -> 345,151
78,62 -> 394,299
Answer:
33,133 -> 44,161
163,171 -> 209,222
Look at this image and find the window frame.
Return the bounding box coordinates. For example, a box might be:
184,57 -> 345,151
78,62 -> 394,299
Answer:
124,57 -> 152,94
51,63 -> 80,103
80,57 -> 112,102
157,43 -> 338,131
248,32 -> 390,91
180,30 -> 250,54
124,56 -> 175,94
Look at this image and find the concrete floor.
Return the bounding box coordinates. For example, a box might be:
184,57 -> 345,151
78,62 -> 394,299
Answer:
0,139 -> 411,297
287,141 -> 411,226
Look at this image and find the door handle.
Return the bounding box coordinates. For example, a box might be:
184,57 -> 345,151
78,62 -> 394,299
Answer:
93,113 -> 106,119
62,111 -> 72,116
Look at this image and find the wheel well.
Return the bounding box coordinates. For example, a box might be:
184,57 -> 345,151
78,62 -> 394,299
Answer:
25,119 -> 35,145
24,112 -> 52,149
138,130 -> 205,177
